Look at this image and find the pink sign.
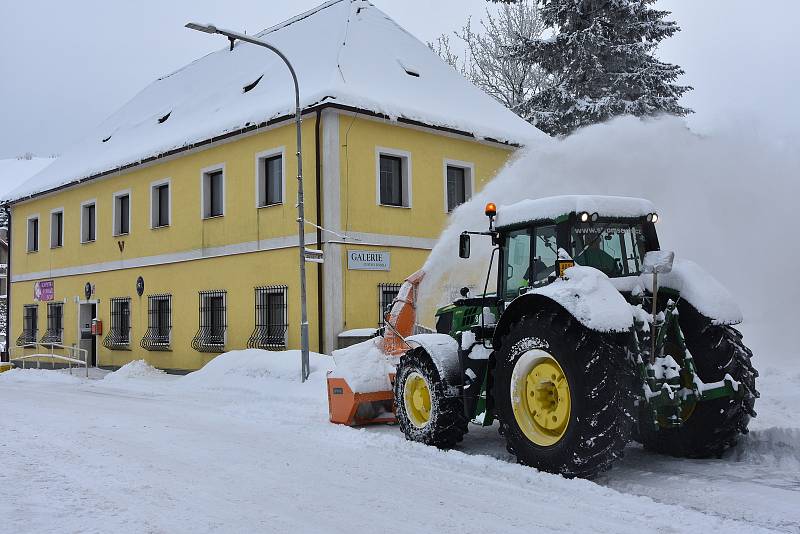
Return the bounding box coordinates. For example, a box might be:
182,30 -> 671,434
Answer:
34,280 -> 54,302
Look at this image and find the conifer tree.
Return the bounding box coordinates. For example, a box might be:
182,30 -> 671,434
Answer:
499,0 -> 692,136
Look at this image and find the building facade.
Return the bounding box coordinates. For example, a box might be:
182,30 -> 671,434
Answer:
2,1 -> 538,370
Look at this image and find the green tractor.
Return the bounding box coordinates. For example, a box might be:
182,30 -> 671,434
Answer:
393,195 -> 758,478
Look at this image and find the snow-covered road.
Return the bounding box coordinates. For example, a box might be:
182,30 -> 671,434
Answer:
1,353 -> 797,533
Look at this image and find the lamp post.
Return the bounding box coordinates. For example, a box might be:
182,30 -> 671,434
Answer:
185,22 -> 311,382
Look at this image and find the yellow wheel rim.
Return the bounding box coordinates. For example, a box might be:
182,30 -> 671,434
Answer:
510,349 -> 571,447
403,371 -> 432,428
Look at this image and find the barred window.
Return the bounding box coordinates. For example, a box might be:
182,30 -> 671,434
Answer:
378,283 -> 402,327
104,297 -> 131,350
192,290 -> 226,352
248,285 -> 288,350
141,294 -> 171,351
17,305 -> 38,345
41,302 -> 64,344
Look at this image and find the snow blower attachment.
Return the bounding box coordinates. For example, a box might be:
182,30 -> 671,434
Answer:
327,270 -> 425,426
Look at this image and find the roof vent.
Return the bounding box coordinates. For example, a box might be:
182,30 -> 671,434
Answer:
243,75 -> 263,94
158,112 -> 171,124
101,135 -> 112,143
397,60 -> 420,78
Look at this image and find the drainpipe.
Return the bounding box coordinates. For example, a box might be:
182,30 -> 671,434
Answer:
3,205 -> 11,363
314,108 -> 324,354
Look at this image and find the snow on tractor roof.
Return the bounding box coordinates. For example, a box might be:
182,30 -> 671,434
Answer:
3,0 -> 543,204
495,195 -> 656,228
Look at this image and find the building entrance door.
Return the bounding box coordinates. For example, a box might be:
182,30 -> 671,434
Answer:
79,302 -> 97,366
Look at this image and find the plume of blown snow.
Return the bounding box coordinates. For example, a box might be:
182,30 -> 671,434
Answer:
419,115 -> 799,363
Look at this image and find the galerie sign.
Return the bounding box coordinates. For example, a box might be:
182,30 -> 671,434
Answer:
34,280 -> 55,301
347,250 -> 390,271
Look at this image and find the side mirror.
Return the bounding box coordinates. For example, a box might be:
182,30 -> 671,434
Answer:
459,233 -> 471,258
642,250 -> 675,274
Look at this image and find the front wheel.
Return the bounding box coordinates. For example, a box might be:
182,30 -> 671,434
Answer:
495,308 -> 635,478
394,347 -> 468,449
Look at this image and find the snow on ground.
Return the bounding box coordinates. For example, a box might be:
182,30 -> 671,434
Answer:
1,349 -> 798,533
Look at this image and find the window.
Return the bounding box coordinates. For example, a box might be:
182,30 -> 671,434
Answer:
445,162 -> 473,212
41,303 -> 63,344
531,225 -> 557,285
378,283 -> 402,327
141,294 -> 171,350
202,167 -> 225,218
192,290 -> 227,352
151,181 -> 170,228
248,286 -> 288,350
50,210 -> 64,248
104,298 -> 131,349
17,305 -> 38,345
504,229 -> 531,299
81,201 -> 96,243
572,223 -> 647,277
257,152 -> 283,207
113,192 -> 130,236
376,149 -> 411,207
27,216 -> 39,252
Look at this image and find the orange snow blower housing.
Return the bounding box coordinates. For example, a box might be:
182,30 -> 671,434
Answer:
327,270 -> 425,426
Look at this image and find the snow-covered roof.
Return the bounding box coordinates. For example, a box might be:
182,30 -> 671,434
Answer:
0,157 -> 56,200
3,0 -> 543,204
496,195 -> 656,227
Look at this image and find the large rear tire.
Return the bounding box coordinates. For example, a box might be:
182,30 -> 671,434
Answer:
495,307 -> 635,478
394,347 -> 468,448
636,303 -> 758,457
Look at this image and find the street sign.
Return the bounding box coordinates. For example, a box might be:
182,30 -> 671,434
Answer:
347,250 -> 390,271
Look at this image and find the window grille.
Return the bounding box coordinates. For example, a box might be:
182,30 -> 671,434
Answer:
41,302 -> 64,344
191,290 -> 227,352
248,285 -> 288,350
378,283 -> 402,327
17,304 -> 38,345
141,294 -> 172,351
104,297 -> 131,349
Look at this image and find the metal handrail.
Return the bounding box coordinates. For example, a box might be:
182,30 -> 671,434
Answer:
9,342 -> 90,378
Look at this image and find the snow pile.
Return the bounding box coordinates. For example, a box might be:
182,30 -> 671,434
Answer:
179,349 -> 333,392
0,368 -> 81,385
497,195 -> 654,227
419,115 -> 799,363
330,338 -> 393,393
102,359 -> 166,383
531,266 -> 634,332
732,428 -> 800,471
3,0 -> 540,203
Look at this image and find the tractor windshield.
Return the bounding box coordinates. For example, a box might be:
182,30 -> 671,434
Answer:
572,222 -> 647,277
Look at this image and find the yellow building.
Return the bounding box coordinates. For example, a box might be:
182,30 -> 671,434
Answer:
1,0 -> 539,371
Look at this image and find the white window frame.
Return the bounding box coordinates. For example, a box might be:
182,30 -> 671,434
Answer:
442,159 -> 474,213
80,199 -> 97,244
112,189 -> 132,237
200,163 -> 226,219
26,214 -> 40,253
150,178 -> 172,229
255,147 -> 286,208
50,207 -> 64,248
375,146 -> 412,208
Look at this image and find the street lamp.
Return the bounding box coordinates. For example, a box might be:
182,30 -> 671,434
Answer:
186,22 -> 311,382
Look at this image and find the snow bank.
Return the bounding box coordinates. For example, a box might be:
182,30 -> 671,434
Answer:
330,338 -> 393,393
0,368 -> 81,385
531,266 -> 634,332
179,349 -> 333,392
419,115 -> 799,363
102,359 -> 166,384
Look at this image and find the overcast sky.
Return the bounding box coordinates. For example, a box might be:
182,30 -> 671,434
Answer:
1,0 -> 798,159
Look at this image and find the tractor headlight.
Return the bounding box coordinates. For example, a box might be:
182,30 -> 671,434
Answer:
591,212 -> 599,222
647,213 -> 659,223
579,211 -> 590,223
